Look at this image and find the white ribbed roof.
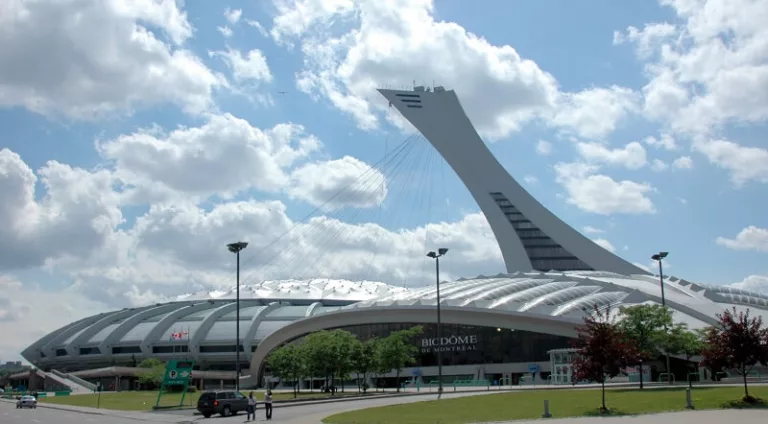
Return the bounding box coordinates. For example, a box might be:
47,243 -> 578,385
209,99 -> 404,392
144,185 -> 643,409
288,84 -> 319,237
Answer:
347,271 -> 768,329
175,278 -> 408,302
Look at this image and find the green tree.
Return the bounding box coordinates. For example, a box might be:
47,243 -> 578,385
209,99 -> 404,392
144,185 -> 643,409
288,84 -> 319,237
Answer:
136,358 -> 165,388
664,324 -> 704,386
351,338 -> 377,393
378,326 -> 423,392
267,343 -> 305,398
617,304 -> 673,388
326,330 -> 358,393
302,331 -> 332,390
301,329 -> 358,394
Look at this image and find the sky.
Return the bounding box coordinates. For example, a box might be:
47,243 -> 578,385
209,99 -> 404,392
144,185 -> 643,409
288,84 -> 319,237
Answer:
1,0 -> 768,362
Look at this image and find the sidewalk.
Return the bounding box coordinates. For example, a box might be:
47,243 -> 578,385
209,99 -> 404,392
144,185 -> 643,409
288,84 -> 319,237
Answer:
481,409 -> 768,424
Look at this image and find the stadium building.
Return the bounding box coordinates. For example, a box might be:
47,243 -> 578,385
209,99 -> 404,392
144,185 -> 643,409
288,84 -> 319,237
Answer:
18,88 -> 768,391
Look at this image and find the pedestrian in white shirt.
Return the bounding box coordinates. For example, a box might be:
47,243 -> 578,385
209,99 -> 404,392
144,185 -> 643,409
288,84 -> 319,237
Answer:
247,391 -> 257,422
264,389 -> 273,420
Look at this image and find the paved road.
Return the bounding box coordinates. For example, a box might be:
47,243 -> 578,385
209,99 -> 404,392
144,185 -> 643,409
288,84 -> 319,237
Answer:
5,388 -> 768,424
0,400 -> 191,424
158,390 -> 495,423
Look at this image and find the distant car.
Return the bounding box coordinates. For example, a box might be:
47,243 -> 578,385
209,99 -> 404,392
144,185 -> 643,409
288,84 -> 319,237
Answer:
16,395 -> 37,409
196,390 -> 249,418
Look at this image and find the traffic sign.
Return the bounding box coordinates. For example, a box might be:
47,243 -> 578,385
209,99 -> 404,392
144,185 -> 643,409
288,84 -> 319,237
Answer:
156,359 -> 195,409
162,360 -> 194,386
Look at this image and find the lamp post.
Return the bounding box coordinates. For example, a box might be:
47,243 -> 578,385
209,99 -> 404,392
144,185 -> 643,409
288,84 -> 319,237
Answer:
651,251 -> 672,385
227,241 -> 249,392
426,248 -> 448,399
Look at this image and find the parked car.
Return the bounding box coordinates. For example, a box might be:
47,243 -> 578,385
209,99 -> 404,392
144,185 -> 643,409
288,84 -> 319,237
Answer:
16,395 -> 37,409
196,390 -> 249,418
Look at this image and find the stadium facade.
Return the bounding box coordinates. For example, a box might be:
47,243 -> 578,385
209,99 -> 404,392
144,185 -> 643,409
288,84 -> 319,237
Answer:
20,88 -> 768,389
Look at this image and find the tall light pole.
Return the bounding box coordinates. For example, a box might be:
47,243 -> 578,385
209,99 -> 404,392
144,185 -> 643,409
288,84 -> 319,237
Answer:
651,251 -> 672,385
228,241 -> 248,392
426,248 -> 448,399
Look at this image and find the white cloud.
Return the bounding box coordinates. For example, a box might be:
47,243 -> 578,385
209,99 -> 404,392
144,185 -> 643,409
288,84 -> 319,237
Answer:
0,148 -> 123,270
97,114 -> 321,203
550,86 -> 640,139
554,162 -> 656,215
644,134 -> 678,151
224,7 -> 243,25
0,145 -> 506,310
730,275 -> 768,294
716,226 -> 768,252
218,25 -> 234,38
536,140 -> 553,155
583,226 -> 604,234
593,238 -> 616,253
273,0 -> 561,139
617,0 -> 768,134
0,275 -> 110,363
288,156 -> 388,209
0,0 -> 226,118
576,141 -> 647,170
246,19 -> 270,37
523,175 -> 538,184
693,139 -> 768,186
672,156 -> 693,170
650,159 -> 668,172
210,49 -> 273,85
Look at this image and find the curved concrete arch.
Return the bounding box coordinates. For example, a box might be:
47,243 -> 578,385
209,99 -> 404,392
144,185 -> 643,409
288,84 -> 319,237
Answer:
304,301 -> 323,317
189,302 -> 241,354
100,303 -> 189,358
379,88 -> 647,276
67,307 -> 154,356
40,311 -> 120,359
139,302 -> 221,357
21,315 -> 92,363
243,302 -> 283,358
246,305 -> 581,386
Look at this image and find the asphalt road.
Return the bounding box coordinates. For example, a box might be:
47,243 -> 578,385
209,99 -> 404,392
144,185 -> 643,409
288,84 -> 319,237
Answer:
158,390 -> 495,423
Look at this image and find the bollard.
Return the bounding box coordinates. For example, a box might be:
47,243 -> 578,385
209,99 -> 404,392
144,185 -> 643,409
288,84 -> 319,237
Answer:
542,399 -> 552,418
685,388 -> 694,409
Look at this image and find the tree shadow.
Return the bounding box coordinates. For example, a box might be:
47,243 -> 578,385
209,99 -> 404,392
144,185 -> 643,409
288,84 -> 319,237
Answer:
722,396 -> 768,409
612,386 -> 720,394
581,407 -> 632,417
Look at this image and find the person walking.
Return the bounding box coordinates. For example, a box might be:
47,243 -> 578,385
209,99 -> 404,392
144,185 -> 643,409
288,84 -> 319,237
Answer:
264,389 -> 273,420
246,391 -> 257,422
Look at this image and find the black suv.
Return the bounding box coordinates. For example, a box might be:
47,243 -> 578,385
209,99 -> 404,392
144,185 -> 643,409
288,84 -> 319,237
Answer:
197,390 -> 249,418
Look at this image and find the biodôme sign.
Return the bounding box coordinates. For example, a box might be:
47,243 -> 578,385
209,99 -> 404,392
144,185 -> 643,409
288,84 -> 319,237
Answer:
420,335 -> 478,353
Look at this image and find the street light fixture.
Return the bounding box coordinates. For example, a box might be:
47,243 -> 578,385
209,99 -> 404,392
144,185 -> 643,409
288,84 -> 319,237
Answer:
227,241 -> 249,392
426,247 -> 448,399
651,251 -> 672,385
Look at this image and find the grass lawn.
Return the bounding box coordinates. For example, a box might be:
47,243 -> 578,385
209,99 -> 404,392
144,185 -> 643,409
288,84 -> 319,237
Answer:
38,389 -> 366,411
323,386 -> 768,424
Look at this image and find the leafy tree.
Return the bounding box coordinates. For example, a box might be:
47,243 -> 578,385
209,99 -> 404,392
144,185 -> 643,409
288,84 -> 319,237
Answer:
351,338 -> 377,393
572,306 -> 638,412
665,324 -> 704,384
617,304 -> 672,388
302,331 -> 331,389
136,358 -> 165,388
267,343 -> 305,398
701,307 -> 768,401
301,329 -> 358,394
378,326 -> 423,392
372,338 -> 390,392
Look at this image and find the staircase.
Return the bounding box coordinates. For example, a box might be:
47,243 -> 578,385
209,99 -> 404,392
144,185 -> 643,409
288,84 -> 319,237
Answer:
47,370 -> 95,394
